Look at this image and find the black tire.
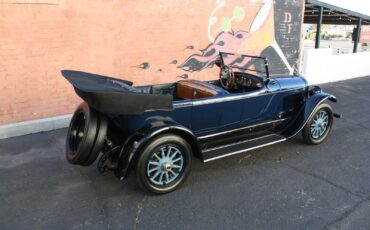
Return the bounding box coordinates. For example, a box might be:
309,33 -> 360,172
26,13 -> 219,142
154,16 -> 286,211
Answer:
81,113 -> 108,166
66,102 -> 106,165
302,103 -> 333,145
135,134 -> 192,194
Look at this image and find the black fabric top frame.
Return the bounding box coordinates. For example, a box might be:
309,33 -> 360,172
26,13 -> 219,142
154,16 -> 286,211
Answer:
62,70 -> 173,115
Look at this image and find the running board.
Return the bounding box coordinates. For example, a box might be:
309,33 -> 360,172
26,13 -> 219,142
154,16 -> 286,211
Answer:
201,134 -> 286,162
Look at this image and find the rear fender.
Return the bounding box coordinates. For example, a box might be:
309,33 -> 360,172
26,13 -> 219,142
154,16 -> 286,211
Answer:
115,120 -> 199,180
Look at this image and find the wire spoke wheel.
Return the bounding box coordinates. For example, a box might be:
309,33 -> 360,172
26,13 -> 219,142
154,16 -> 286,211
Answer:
136,134 -> 192,194
302,103 -> 333,145
146,145 -> 184,186
310,110 -> 329,139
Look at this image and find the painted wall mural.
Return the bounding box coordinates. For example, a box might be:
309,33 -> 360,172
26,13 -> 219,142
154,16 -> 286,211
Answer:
128,0 -> 302,79
0,0 -> 304,124
178,0 -> 302,75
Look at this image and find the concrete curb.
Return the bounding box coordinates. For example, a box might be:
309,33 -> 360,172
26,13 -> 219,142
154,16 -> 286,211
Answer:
0,114 -> 72,139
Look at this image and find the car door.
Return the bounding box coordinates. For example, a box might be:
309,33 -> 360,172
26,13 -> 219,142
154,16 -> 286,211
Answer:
190,98 -> 224,135
190,96 -> 243,135
190,79 -> 282,136
240,79 -> 281,125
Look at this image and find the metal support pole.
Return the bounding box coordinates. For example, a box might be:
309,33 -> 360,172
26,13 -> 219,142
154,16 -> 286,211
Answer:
353,17 -> 362,53
315,6 -> 323,49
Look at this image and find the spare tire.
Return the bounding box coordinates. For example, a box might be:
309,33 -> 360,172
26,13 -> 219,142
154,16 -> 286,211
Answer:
81,113 -> 108,166
66,102 -> 107,165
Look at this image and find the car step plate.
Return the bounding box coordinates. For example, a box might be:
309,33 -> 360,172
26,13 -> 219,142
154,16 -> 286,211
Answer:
201,134 -> 286,162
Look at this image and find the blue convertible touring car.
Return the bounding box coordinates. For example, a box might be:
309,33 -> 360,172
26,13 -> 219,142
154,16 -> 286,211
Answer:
63,52 -> 339,194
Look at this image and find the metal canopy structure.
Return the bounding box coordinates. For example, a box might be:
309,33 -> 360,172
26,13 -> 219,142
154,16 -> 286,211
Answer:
305,0 -> 370,25
304,0 -> 370,52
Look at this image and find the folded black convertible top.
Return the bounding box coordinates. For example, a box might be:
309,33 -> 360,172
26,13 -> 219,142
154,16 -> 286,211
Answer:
62,70 -> 173,115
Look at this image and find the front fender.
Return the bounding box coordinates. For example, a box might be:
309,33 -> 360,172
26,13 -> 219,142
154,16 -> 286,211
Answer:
115,120 -> 199,180
282,90 -> 336,138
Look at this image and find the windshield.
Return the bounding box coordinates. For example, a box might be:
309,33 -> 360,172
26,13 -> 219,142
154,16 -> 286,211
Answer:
219,52 -> 269,78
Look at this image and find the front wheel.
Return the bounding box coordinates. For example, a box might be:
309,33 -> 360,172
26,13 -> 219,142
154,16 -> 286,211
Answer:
302,103 -> 333,145
135,135 -> 192,194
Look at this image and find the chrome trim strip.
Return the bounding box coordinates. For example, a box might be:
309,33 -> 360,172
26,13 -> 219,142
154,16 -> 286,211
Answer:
191,87 -> 304,106
172,87 -> 305,109
173,101 -> 193,109
203,138 -> 286,162
198,118 -> 287,140
202,134 -> 276,153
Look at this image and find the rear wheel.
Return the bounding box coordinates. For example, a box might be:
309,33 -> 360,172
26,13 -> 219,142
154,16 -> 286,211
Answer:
66,102 -> 107,165
135,135 -> 192,194
302,103 -> 333,145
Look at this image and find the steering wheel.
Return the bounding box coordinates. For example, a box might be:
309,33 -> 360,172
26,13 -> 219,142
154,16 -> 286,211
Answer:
219,65 -> 235,90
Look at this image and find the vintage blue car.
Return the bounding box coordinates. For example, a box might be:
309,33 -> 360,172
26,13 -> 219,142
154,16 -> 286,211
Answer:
63,52 -> 339,194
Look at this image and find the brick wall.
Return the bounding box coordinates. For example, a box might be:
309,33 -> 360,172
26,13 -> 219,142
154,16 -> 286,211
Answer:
0,0 -> 303,124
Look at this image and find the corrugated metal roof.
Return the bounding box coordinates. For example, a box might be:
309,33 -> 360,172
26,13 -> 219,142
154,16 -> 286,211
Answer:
305,0 -> 370,25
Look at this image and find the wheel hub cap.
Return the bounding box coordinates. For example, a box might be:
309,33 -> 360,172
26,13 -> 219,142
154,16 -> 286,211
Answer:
163,163 -> 172,172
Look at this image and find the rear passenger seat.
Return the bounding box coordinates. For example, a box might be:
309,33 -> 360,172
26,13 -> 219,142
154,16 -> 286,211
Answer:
176,80 -> 218,100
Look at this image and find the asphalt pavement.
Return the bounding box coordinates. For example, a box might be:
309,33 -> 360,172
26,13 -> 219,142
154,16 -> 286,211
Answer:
1,76 -> 370,230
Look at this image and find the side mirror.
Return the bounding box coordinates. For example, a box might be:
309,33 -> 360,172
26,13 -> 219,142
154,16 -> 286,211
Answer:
214,59 -> 222,67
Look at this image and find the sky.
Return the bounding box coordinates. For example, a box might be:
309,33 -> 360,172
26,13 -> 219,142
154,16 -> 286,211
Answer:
318,0 -> 370,16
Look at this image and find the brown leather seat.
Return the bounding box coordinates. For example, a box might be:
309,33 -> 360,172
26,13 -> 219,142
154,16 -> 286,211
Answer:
176,80 -> 217,100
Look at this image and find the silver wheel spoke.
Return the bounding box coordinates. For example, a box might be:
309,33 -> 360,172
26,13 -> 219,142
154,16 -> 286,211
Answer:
148,167 -> 158,174
153,153 -> 161,161
149,161 -> 159,166
165,172 -> 169,182
161,148 -> 166,158
152,171 -> 161,180
320,127 -> 325,136
173,157 -> 182,162
159,172 -> 164,184
170,150 -> 179,159
169,169 -> 177,176
166,147 -> 172,157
